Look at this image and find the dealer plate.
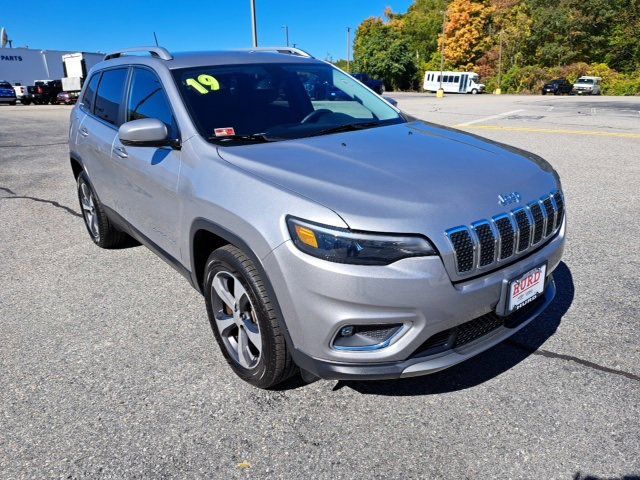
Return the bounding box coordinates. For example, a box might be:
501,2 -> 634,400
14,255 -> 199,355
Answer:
508,264 -> 546,313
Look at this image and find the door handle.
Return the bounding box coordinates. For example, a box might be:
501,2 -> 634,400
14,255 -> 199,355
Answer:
114,145 -> 128,159
79,127 -> 89,137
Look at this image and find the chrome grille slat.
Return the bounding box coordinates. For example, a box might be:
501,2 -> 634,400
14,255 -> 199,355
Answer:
542,196 -> 556,236
552,191 -> 564,229
493,214 -> 515,260
472,220 -> 496,268
445,190 -> 564,276
529,201 -> 544,245
513,208 -> 532,252
446,227 -> 475,273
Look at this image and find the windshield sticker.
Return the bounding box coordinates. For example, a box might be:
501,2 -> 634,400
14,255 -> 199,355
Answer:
185,74 -> 220,94
214,127 -> 236,137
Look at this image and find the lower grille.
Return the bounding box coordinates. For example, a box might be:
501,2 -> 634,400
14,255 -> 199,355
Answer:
411,295 -> 545,358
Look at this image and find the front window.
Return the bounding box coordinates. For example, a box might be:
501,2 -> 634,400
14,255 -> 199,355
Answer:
579,79 -> 594,84
172,62 -> 403,145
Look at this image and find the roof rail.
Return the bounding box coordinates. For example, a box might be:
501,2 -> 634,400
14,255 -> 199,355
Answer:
104,46 -> 173,61
246,47 -> 313,58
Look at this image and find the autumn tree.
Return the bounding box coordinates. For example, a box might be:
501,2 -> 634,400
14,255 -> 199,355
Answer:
441,0 -> 493,68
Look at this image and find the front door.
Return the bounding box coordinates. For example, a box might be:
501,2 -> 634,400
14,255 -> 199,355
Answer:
110,67 -> 182,260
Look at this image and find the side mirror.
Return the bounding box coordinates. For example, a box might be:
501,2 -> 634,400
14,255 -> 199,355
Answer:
382,96 -> 398,107
119,118 -> 171,147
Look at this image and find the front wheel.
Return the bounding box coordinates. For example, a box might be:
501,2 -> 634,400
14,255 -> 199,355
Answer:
471,88 -> 478,94
204,245 -> 297,389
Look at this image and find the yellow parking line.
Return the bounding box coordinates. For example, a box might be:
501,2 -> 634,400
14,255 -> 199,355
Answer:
454,124 -> 640,139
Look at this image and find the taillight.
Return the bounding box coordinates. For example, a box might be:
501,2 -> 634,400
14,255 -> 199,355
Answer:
37,87 -> 43,93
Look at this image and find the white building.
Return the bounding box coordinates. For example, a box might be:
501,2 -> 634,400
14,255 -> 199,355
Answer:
0,47 -> 104,86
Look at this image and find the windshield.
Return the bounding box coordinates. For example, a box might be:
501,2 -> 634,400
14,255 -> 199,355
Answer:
579,79 -> 594,84
0,82 -> 12,89
172,62 -> 403,145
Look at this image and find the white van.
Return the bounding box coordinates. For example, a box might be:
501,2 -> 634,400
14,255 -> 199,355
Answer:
423,71 -> 485,94
572,76 -> 602,95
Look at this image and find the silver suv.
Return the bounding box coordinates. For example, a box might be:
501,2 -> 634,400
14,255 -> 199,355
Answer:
69,47 -> 566,388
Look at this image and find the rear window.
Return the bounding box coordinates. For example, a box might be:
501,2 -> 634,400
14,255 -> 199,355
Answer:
0,82 -> 12,88
94,68 -> 128,126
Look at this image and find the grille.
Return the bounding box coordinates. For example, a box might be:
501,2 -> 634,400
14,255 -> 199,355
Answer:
447,228 -> 474,272
542,197 -> 555,236
445,190 -> 563,276
529,202 -> 544,245
357,325 -> 401,342
553,191 -> 564,229
454,313 -> 503,347
411,295 -> 545,358
514,209 -> 531,252
494,215 -> 515,260
473,222 -> 495,267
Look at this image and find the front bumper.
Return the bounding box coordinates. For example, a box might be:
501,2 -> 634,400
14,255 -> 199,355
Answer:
264,218 -> 565,379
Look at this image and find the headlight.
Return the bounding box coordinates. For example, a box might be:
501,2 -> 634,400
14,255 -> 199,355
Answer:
286,217 -> 437,265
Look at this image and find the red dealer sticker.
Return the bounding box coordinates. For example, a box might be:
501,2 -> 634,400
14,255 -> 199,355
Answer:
214,127 -> 236,137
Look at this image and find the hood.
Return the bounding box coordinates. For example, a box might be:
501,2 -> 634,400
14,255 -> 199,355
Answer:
217,121 -> 559,241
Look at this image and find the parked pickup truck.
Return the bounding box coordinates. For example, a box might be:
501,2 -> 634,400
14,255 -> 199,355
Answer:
31,79 -> 63,104
351,73 -> 385,95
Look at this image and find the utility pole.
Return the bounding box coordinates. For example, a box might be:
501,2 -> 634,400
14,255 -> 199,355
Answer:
346,27 -> 351,72
496,31 -> 503,94
438,9 -> 447,98
281,25 -> 289,46
250,0 -> 258,47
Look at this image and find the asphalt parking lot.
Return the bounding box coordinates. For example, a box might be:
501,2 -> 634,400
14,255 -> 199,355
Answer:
1,95 -> 639,479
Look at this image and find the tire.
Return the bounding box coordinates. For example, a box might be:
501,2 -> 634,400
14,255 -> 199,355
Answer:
541,91 -> 547,95
9,101 -> 16,105
471,88 -> 478,94
21,99 -> 31,105
204,245 -> 297,389
76,172 -> 130,248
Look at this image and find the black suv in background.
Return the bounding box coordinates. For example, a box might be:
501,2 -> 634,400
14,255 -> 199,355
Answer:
31,80 -> 63,104
351,73 -> 385,94
542,78 -> 573,95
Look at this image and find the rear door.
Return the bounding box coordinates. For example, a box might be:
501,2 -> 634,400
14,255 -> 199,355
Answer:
75,68 -> 129,209
110,66 -> 182,259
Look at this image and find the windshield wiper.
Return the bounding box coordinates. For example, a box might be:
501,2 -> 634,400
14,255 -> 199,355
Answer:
206,133 -> 278,144
304,121 -> 382,138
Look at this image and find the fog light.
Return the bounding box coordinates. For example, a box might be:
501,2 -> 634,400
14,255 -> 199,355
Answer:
340,326 -> 355,337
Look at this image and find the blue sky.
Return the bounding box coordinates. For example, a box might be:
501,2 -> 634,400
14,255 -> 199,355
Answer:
5,1 -> 413,60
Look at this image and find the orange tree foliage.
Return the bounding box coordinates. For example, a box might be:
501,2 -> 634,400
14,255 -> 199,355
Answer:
439,0 -> 493,68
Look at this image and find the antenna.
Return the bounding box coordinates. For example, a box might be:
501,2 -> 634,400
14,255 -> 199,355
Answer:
1,27 -> 8,48
153,32 -> 159,47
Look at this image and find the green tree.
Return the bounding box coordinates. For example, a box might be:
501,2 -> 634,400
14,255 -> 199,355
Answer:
352,17 -> 418,90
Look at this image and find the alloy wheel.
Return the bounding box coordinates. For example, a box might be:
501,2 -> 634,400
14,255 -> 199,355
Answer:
79,181 -> 100,241
211,271 -> 262,369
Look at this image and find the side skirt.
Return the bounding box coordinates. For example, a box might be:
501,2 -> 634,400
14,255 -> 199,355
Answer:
103,205 -> 195,288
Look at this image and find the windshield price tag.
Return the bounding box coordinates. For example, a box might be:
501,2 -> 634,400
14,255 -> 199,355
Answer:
185,75 -> 220,94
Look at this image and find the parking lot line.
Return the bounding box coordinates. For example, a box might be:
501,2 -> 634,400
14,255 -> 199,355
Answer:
455,124 -> 640,139
455,109 -> 525,126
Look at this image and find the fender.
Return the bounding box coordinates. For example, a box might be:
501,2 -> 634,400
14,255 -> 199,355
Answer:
189,217 -> 296,353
